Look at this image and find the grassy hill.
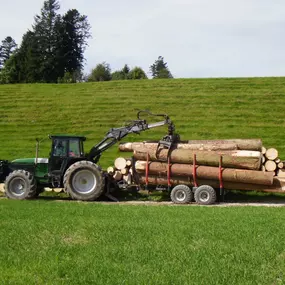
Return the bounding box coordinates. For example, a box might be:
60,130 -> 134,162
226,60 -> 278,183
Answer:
1,77 -> 285,168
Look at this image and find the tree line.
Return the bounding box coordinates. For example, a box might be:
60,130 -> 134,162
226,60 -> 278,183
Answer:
0,0 -> 173,84
88,57 -> 173,82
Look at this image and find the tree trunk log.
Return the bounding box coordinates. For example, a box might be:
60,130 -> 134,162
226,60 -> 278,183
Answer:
262,146 -> 267,154
123,174 -> 132,184
119,139 -> 262,152
114,157 -> 127,170
54,188 -> 63,193
107,166 -> 114,174
264,160 -> 277,172
278,162 -> 284,169
113,171 -> 123,181
119,142 -> 238,152
126,160 -> 132,167
133,149 -> 262,170
135,161 -> 274,185
262,156 -> 266,164
121,168 -> 129,175
138,176 -> 285,192
277,169 -> 285,178
265,148 -> 278,160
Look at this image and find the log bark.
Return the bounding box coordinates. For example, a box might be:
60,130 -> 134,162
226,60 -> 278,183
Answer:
135,161 -> 274,185
265,148 -> 278,160
119,139 -> 262,152
264,160 -> 276,172
134,148 -> 262,170
113,171 -> 123,181
138,176 -> 285,192
114,157 -> 127,170
184,139 -> 262,151
119,142 -> 238,152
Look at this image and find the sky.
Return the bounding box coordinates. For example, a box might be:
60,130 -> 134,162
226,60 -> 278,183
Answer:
0,0 -> 285,78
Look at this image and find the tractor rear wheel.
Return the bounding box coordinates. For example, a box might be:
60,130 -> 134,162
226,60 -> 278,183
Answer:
64,161 -> 105,201
4,170 -> 37,200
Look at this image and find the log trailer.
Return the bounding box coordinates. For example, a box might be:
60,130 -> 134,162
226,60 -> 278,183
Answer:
0,110 -> 179,201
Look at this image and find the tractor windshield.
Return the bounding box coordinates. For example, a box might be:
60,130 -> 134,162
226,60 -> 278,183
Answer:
69,139 -> 81,157
52,139 -> 68,157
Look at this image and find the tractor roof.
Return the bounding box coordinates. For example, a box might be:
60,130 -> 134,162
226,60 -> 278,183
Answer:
49,134 -> 86,141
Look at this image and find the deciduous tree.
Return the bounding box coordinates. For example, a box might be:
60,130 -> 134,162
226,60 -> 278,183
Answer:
88,62 -> 112,82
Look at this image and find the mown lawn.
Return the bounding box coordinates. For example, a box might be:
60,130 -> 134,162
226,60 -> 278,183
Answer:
0,199 -> 285,285
1,77 -> 285,168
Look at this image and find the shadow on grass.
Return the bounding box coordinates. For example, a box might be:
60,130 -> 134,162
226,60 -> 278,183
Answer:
221,190 -> 285,204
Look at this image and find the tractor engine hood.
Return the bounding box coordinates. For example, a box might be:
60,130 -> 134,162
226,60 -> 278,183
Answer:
11,158 -> 49,164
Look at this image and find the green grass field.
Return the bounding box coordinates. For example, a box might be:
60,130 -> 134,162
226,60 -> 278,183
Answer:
0,200 -> 285,285
1,77 -> 285,284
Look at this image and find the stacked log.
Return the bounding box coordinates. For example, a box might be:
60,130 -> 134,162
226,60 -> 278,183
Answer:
261,147 -> 285,175
114,139 -> 285,193
107,157 -> 132,184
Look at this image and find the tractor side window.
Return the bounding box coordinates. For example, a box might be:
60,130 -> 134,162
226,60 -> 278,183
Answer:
69,139 -> 80,157
53,139 -> 68,157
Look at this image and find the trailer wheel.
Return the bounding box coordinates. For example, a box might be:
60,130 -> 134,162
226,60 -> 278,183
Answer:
4,170 -> 37,200
64,161 -> 105,201
194,185 -> 216,205
170,185 -> 193,204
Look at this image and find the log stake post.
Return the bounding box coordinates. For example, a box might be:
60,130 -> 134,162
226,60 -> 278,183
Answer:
131,156 -> 140,193
219,155 -> 225,202
193,154 -> 198,189
145,153 -> 150,193
167,156 -> 171,191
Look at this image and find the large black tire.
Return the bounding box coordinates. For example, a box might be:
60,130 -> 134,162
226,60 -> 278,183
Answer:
194,185 -> 217,205
63,161 -> 105,201
170,185 -> 193,204
4,170 -> 37,200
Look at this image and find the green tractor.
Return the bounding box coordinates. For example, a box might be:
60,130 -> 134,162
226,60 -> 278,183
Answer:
0,111 -> 178,201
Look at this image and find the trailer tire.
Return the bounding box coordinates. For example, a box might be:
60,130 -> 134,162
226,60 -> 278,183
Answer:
170,185 -> 193,204
194,185 -> 216,205
4,170 -> 37,200
64,161 -> 105,201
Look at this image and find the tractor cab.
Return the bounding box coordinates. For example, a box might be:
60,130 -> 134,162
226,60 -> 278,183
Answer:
48,135 -> 86,187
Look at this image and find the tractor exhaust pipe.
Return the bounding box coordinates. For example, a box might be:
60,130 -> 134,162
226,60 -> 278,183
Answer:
35,138 -> 39,166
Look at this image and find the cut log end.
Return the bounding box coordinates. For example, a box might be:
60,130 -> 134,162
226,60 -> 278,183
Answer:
265,148 -> 278,161
265,160 -> 277,172
114,157 -> 127,170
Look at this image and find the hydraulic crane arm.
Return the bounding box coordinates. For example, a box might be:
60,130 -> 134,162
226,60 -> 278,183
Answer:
88,110 -> 179,163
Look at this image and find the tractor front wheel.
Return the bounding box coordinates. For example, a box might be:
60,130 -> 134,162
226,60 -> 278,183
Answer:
4,170 -> 37,200
64,161 -> 105,201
